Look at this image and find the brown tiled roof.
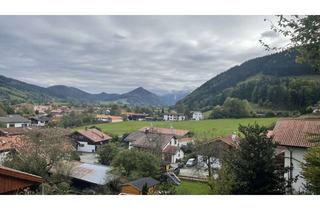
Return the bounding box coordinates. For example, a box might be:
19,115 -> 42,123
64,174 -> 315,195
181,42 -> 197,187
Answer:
125,131 -> 173,150
272,118 -> 320,148
215,135 -> 240,147
179,138 -> 193,143
0,127 -> 35,136
139,126 -> 189,137
77,128 -> 112,143
0,136 -> 22,152
162,145 -> 178,154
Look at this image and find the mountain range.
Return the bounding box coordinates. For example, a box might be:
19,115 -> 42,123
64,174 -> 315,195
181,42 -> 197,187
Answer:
0,75 -> 167,106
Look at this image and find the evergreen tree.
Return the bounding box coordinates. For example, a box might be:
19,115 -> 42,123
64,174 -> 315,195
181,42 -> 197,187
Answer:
224,124 -> 286,194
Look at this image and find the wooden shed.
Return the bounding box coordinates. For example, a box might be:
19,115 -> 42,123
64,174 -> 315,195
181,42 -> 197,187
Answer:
121,177 -> 159,195
0,166 -> 44,194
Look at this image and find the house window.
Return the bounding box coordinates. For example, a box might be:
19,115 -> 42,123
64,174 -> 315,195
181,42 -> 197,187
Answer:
9,124 -> 15,127
78,143 -> 85,147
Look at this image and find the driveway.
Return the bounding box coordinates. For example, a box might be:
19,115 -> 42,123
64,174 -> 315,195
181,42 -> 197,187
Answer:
79,153 -> 99,164
179,166 -> 208,179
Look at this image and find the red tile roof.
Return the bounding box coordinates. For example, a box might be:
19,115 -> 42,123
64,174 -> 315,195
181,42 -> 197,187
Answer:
215,135 -> 240,147
139,126 -> 189,137
179,137 -> 193,143
77,128 -> 112,143
162,145 -> 178,154
272,118 -> 320,148
0,127 -> 35,136
0,136 -> 22,152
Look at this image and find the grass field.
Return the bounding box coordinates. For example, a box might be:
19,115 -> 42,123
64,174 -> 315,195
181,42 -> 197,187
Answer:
175,180 -> 210,195
82,118 -> 277,139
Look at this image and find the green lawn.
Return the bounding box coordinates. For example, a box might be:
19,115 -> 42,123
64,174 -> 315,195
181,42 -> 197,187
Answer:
175,180 -> 210,195
80,117 -> 277,139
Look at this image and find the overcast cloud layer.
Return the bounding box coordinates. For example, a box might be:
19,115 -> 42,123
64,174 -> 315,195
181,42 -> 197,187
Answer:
0,16 -> 286,95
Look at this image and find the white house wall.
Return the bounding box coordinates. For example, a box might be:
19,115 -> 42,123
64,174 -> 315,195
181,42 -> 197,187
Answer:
5,122 -> 30,128
77,141 -> 97,153
284,147 -> 307,193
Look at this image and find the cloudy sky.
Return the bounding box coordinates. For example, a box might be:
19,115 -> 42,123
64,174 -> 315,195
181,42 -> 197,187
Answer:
0,16 -> 286,95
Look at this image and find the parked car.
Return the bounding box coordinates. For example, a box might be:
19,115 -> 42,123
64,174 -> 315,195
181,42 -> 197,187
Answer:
186,158 -> 196,167
203,159 -> 221,170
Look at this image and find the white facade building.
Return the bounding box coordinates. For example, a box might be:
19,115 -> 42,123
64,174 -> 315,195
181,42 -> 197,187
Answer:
72,128 -> 112,153
271,118 -> 320,194
0,115 -> 30,128
192,111 -> 203,121
283,147 -> 307,193
77,141 -> 97,153
163,114 -> 186,121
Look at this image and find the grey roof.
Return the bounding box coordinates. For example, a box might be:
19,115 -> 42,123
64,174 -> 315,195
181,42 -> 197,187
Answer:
69,162 -> 114,185
31,116 -> 51,122
0,115 -> 30,123
127,177 -> 159,191
124,131 -> 174,150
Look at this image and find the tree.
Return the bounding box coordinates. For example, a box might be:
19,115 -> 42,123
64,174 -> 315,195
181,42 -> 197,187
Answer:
223,124 -> 286,194
0,105 -> 7,116
210,105 -> 225,119
111,149 -> 161,179
3,128 -> 75,178
59,112 -> 96,128
208,164 -> 235,195
195,140 -> 223,178
302,134 -> 320,194
97,142 -> 120,165
209,97 -> 254,119
303,146 -> 320,194
261,15 -> 320,71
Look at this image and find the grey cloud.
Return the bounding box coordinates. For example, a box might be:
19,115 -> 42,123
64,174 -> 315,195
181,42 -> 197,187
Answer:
0,16 -> 286,94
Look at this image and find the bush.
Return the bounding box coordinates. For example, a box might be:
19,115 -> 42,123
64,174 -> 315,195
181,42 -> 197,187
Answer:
265,111 -> 276,117
97,143 -> 119,165
112,149 -> 161,179
210,97 -> 254,119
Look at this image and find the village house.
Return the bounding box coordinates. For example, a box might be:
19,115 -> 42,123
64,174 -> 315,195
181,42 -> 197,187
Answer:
0,165 -> 44,194
30,116 -> 51,127
33,105 -> 51,115
269,118 -> 320,193
0,136 -> 20,164
125,126 -> 191,163
120,177 -> 159,195
163,113 -> 186,121
71,128 -> 112,153
0,115 -> 31,128
123,112 -> 149,121
50,108 -> 64,117
0,127 -> 36,163
192,111 -> 203,121
96,114 -> 123,123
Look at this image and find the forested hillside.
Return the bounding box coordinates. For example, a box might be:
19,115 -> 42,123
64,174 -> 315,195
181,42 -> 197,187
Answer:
177,50 -> 319,111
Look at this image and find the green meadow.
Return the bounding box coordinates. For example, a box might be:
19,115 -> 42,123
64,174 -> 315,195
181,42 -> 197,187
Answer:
80,117 -> 277,139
